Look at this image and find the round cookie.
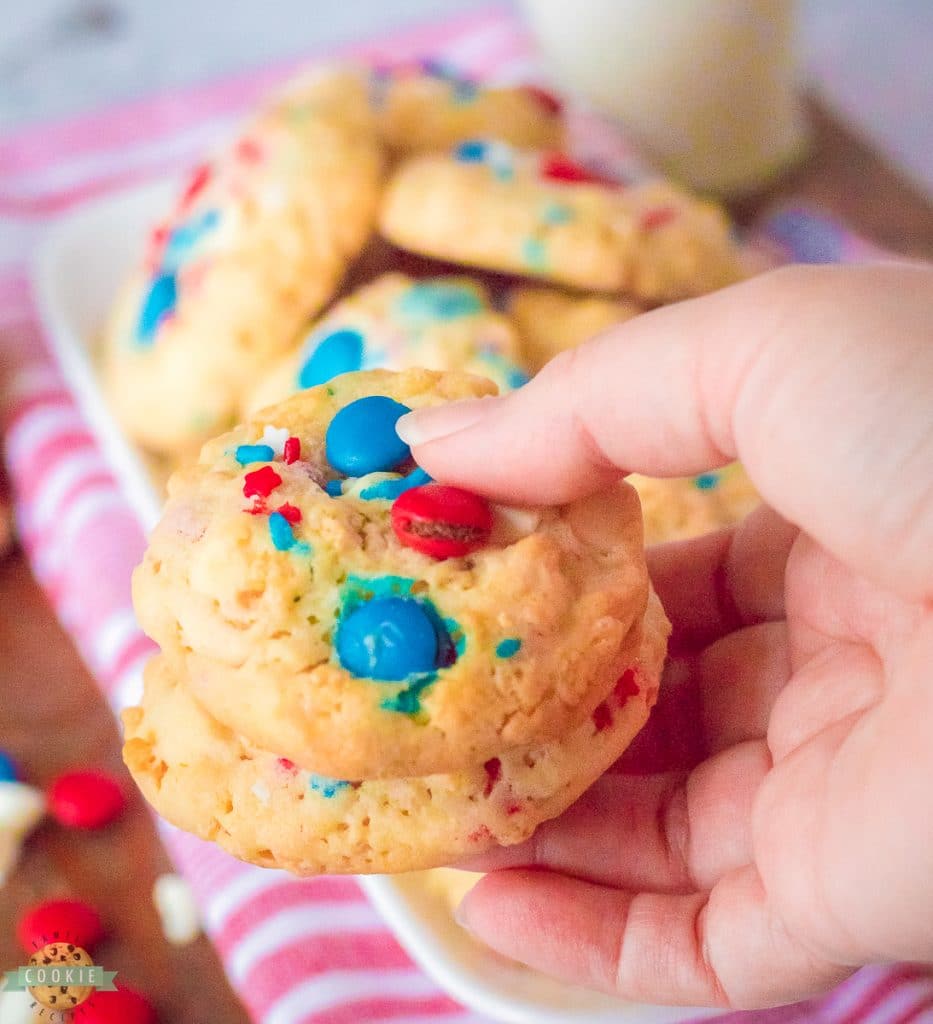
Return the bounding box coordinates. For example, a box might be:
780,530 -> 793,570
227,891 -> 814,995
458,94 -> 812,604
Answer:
133,369 -> 652,780
28,943 -> 94,1012
374,63 -> 563,153
379,142 -> 743,302
244,273 -> 528,417
102,69 -> 384,455
631,464 -> 760,544
508,286 -> 642,372
122,590 -> 666,874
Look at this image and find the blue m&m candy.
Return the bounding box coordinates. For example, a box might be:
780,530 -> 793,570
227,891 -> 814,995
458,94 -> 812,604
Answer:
325,395 -> 411,476
336,597 -> 438,681
0,750 -> 18,782
298,327 -> 365,389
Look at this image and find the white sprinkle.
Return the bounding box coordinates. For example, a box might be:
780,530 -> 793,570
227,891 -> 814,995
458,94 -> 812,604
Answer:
250,780 -> 271,806
152,873 -> 202,946
261,425 -> 290,456
490,504 -> 542,544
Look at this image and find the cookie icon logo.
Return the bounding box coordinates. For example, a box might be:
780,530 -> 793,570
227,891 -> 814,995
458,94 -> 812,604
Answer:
27,942 -> 95,1013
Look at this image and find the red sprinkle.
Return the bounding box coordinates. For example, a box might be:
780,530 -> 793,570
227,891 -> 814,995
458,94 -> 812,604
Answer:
540,152 -> 618,187
48,769 -> 126,830
592,701 -> 613,733
614,668 -> 640,702
78,982 -> 157,1024
468,825 -> 492,842
276,503 -> 302,525
236,137 -> 263,163
17,899 -> 105,955
283,436 -> 301,464
391,484 -> 493,559
482,757 -> 501,797
506,803 -> 523,816
245,498 -> 267,515
639,206 -> 677,231
277,758 -> 297,774
522,84 -> 563,116
243,466 -> 282,499
179,162 -> 211,209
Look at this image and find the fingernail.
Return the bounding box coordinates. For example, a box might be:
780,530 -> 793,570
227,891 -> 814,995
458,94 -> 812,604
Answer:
396,396 -> 500,447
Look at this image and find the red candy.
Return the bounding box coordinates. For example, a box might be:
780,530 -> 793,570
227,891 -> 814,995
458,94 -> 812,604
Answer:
522,84 -> 563,116
48,769 -> 126,830
283,436 -> 301,464
17,899 -> 105,954
614,668 -> 640,701
592,701 -> 613,733
391,484 -> 493,559
540,152 -> 618,187
482,757 -> 501,797
275,503 -> 302,525
639,206 -> 677,231
243,466 -> 282,499
78,983 -> 157,1024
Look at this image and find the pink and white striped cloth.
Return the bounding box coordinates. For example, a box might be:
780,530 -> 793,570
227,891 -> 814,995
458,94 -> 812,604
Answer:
1,8 -> 931,1024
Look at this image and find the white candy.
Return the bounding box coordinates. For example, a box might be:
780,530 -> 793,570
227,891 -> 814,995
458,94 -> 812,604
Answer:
260,425 -> 290,456
152,873 -> 201,946
250,780 -> 271,806
0,987 -> 40,1023
0,782 -> 46,886
489,504 -> 543,544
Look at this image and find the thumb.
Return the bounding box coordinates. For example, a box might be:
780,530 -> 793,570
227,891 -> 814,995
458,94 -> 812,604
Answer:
397,264 -> 933,602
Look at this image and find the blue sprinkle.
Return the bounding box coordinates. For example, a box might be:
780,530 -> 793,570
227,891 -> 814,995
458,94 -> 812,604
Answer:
541,201 -> 574,225
507,366 -> 531,388
496,638 -> 522,658
396,281 -> 483,322
162,208 -> 221,269
326,396 -> 411,476
269,511 -> 296,551
451,79 -> 478,104
136,273 -> 177,345
694,472 -> 720,490
235,443 -> 275,465
297,327 -> 365,389
359,467 -> 432,501
0,751 -> 18,782
293,541 -> 312,555
454,139 -> 488,163
492,163 -> 515,182
309,774 -> 350,798
325,479 -> 344,497
521,238 -> 548,271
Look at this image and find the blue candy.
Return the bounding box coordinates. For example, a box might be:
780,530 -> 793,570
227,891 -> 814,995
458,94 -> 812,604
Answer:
309,774 -> 350,798
694,472 -> 720,491
336,596 -> 438,681
325,479 -> 344,497
359,467 -> 431,502
162,208 -> 221,270
297,327 -> 365,389
137,273 -> 177,345
0,751 -> 18,782
235,443 -> 275,465
396,281 -> 483,322
454,139 -> 488,163
325,396 -> 411,476
268,511 -> 296,551
496,638 -> 522,658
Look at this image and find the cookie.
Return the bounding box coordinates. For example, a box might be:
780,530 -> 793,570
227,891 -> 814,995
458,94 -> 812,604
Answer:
631,464 -> 760,544
102,69 -> 384,455
123,589 -> 665,874
508,286 -> 642,372
28,943 -> 94,1012
132,369 -> 653,779
374,63 -> 563,153
243,273 -> 528,418
379,143 -> 743,301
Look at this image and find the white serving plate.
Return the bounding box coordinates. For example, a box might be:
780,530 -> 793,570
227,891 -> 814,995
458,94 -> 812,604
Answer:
31,179 -> 717,1024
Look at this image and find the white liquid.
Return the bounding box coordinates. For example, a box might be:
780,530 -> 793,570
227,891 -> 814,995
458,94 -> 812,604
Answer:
521,0 -> 808,195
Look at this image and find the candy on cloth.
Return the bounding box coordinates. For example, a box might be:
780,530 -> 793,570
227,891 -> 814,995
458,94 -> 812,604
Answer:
325,395 -> 411,476
17,899 -> 106,954
336,596 -> 441,681
0,749 -> 18,781
391,483 -> 493,558
47,769 -> 126,830
78,982 -> 158,1024
152,873 -> 201,946
0,781 -> 46,885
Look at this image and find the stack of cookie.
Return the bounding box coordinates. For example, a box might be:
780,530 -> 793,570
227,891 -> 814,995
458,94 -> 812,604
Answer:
123,369 -> 670,873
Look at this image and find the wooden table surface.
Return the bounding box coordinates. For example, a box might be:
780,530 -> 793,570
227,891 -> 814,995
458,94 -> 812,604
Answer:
1,100 -> 931,1024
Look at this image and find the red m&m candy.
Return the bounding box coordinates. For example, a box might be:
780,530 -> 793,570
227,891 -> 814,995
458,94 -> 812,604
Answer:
79,982 -> 157,1024
48,769 -> 127,830
392,484 -> 493,559
17,899 -> 105,954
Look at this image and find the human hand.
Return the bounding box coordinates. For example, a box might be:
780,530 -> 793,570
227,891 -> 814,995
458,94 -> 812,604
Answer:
397,265 -> 933,1009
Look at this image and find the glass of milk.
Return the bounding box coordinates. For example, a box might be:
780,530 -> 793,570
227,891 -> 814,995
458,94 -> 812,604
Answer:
519,0 -> 809,195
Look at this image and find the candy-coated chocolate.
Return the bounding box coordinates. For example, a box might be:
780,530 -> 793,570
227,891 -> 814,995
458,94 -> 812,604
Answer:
17,899 -> 105,954
234,444 -> 274,465
391,484 -> 493,558
47,769 -> 126,830
242,465 -> 281,499
336,596 -> 438,681
79,983 -> 157,1024
324,479 -> 343,497
325,396 -> 411,477
0,750 -> 18,782
136,273 -> 176,345
297,327 -> 365,389
496,637 -> 521,658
